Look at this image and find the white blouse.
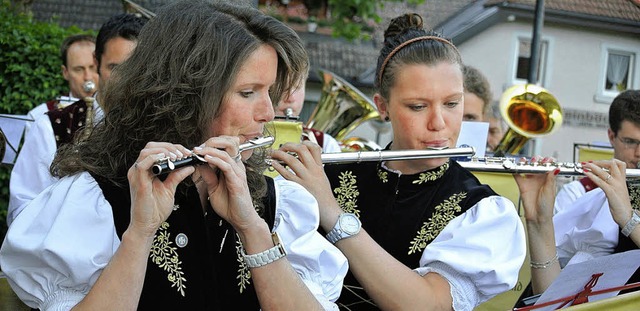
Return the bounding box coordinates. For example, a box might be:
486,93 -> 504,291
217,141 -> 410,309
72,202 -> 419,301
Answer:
0,172 -> 348,310
415,195 -> 526,311
553,182 -> 619,267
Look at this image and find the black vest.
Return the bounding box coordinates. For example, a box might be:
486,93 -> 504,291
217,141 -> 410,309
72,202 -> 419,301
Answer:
92,174 -> 276,310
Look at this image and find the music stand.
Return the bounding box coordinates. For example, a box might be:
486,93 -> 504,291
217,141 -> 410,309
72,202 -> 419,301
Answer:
0,114 -> 32,165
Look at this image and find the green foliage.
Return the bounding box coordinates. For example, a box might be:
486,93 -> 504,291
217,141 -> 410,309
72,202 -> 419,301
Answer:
328,0 -> 425,41
0,0 -> 89,242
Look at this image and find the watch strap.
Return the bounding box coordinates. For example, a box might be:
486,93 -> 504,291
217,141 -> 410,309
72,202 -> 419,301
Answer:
622,210 -> 640,237
241,232 -> 287,268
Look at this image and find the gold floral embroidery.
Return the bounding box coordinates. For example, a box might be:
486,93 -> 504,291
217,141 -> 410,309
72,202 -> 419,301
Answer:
408,192 -> 466,255
333,171 -> 361,217
235,236 -> 251,293
412,162 -> 449,185
150,222 -> 187,296
629,182 -> 640,212
378,169 -> 388,183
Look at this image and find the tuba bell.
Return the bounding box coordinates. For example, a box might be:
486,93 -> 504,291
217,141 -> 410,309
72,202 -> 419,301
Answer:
493,84 -> 563,157
306,69 -> 382,150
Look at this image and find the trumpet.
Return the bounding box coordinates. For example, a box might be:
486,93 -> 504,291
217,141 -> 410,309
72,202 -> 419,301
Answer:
459,157 -> 640,178
152,136 -> 275,175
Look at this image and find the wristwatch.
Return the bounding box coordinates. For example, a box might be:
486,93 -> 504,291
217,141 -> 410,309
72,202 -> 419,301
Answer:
242,231 -> 287,268
622,210 -> 640,237
326,213 -> 361,244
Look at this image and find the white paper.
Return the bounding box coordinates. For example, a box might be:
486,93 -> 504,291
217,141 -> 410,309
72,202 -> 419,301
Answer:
0,114 -> 31,164
457,121 -> 488,158
534,249 -> 640,309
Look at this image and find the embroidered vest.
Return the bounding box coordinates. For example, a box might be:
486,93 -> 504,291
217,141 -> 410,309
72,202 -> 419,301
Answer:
324,159 -> 496,310
92,174 -> 277,310
46,99 -> 90,147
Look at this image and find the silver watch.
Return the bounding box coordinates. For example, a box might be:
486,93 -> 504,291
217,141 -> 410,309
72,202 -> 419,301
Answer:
241,232 -> 287,268
622,210 -> 640,237
326,213 -> 361,244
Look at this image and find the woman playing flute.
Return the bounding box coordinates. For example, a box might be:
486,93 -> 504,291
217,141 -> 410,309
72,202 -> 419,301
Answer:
271,13 -> 526,311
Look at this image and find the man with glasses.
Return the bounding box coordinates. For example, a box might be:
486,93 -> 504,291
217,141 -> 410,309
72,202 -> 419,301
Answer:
556,89 -> 640,206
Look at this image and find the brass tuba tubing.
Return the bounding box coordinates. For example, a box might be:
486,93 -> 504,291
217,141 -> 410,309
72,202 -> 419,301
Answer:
152,136 -> 275,176
459,158 -> 640,178
320,147 -> 476,164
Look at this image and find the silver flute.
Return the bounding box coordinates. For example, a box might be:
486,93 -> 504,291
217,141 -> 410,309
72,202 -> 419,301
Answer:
152,136 -> 275,176
459,157 -> 640,178
320,147 -> 476,164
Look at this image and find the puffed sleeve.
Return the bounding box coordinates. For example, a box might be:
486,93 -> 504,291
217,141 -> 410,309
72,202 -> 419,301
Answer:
0,172 -> 120,310
273,179 -> 348,310
8,116 -> 59,226
553,188 -> 618,267
414,195 -> 525,310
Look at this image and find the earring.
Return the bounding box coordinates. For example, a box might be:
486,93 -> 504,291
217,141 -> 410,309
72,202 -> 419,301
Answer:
384,116 -> 390,122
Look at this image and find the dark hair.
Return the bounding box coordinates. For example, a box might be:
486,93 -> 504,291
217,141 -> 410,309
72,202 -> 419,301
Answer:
60,34 -> 95,67
53,0 -> 308,206
462,65 -> 493,115
375,13 -> 462,99
609,89 -> 640,135
95,13 -> 147,73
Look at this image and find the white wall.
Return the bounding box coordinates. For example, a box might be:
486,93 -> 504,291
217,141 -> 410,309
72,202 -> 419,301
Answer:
303,20 -> 639,161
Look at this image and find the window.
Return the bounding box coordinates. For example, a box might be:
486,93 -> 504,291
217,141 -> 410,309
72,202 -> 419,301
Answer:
604,50 -> 633,93
596,45 -> 638,103
513,38 -> 549,85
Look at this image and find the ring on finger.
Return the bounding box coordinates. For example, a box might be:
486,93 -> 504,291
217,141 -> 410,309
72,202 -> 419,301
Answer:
605,174 -> 612,181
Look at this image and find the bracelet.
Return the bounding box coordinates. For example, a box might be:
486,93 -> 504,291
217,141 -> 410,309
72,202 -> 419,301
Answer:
621,210 -> 640,237
530,252 -> 559,269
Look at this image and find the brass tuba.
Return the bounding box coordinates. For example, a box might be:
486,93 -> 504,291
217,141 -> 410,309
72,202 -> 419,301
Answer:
493,84 -> 563,157
307,70 -> 382,144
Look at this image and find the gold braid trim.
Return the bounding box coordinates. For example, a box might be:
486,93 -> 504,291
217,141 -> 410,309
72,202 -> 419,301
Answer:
333,171 -> 361,217
150,222 -> 187,296
408,192 -> 466,255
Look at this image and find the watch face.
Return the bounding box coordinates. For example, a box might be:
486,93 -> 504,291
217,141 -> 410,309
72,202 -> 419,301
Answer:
340,214 -> 361,235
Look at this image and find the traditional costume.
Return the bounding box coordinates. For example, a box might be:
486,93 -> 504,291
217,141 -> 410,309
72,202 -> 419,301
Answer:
0,174 -> 347,310
324,157 -> 526,310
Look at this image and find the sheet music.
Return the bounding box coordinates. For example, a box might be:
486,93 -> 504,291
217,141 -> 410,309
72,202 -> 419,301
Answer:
0,114 -> 31,164
457,121 -> 488,158
534,249 -> 640,310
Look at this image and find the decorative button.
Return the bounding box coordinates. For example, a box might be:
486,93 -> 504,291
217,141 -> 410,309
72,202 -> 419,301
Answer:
175,233 -> 188,248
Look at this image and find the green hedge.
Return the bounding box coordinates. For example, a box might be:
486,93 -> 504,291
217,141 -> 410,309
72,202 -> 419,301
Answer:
0,0 -> 90,242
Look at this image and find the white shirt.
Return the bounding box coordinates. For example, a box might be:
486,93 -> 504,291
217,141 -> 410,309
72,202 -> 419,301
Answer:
322,133 -> 341,153
7,99 -> 102,225
0,174 -> 348,310
553,181 -> 619,267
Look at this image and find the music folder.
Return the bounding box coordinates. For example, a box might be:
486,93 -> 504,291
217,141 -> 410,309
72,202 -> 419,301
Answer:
521,249 -> 640,310
0,114 -> 31,164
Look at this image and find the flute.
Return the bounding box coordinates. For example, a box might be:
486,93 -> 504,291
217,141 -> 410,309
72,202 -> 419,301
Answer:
152,136 -> 274,176
459,157 -> 640,178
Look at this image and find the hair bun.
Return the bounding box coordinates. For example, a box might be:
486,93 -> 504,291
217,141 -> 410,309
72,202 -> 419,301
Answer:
384,13 -> 424,42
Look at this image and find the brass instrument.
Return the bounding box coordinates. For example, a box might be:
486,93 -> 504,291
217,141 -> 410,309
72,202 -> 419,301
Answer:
306,69 -> 383,150
493,84 -> 562,157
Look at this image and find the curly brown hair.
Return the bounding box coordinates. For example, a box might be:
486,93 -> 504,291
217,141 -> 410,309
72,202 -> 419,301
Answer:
52,0 -> 308,205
